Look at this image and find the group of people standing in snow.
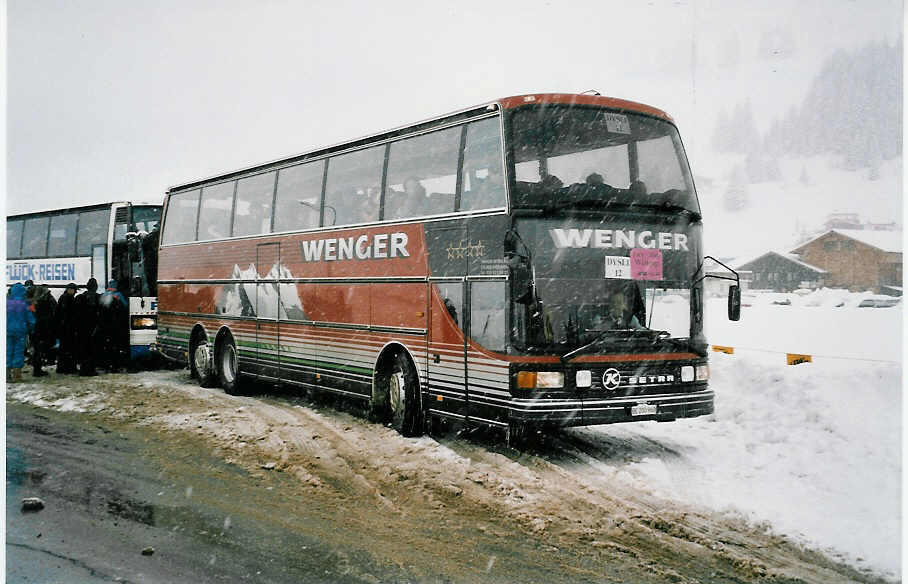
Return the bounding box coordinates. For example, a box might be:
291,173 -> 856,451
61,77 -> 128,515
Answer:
6,278 -> 129,382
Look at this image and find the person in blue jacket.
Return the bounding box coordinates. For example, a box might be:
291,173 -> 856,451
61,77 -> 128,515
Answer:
7,283 -> 36,382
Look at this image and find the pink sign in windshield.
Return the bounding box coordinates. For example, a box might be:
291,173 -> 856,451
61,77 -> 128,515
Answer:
630,248 -> 663,280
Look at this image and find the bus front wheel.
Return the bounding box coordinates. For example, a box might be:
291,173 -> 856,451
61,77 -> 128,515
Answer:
381,351 -> 421,437
191,338 -> 218,388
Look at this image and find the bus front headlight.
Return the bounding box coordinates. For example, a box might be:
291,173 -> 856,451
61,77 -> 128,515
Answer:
131,315 -> 158,330
516,371 -> 564,389
681,366 -> 695,382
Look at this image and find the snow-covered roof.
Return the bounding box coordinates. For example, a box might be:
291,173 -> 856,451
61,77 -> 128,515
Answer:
792,229 -> 903,254
732,250 -> 827,274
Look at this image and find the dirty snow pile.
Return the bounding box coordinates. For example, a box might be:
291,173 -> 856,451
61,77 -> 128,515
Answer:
577,290 -> 902,579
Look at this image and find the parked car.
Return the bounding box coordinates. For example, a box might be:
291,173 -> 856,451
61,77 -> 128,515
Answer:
858,296 -> 902,308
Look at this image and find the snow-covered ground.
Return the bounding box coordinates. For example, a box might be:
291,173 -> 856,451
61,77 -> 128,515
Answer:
6,287 -> 901,580
577,290 -> 902,579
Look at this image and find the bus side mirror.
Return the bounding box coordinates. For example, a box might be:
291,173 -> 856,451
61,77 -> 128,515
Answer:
728,285 -> 741,321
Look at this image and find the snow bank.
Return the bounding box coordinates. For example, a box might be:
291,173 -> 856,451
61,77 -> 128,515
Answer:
582,295 -> 902,579
707,291 -> 902,363
9,387 -> 106,413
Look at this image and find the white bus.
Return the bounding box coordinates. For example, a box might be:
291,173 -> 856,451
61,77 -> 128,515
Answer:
6,201 -> 161,359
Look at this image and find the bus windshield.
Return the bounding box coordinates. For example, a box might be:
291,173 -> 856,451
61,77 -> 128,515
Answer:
508,216 -> 701,354
133,205 -> 162,233
509,106 -> 700,215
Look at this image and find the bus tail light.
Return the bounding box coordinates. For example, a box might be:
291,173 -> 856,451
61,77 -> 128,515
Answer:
131,315 -> 158,330
516,371 -> 564,389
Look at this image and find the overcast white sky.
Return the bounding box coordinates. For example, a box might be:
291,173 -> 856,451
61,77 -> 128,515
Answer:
5,0 -> 903,215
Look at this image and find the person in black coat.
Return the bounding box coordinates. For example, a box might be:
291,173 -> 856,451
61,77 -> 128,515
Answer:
98,279 -> 129,373
54,283 -> 79,374
74,278 -> 101,376
30,285 -> 58,377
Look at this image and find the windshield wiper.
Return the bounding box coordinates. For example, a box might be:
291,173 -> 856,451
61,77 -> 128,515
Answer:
632,202 -> 702,221
560,329 -> 680,363
560,330 -> 614,363
540,197 -> 701,222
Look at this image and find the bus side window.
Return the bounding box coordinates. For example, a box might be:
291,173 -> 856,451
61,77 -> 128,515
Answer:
470,281 -> 506,352
48,212 -> 78,256
7,219 -> 23,259
274,161 -> 324,232
385,126 -> 460,220
21,216 -> 50,258
76,208 -> 111,254
324,145 -> 385,227
198,181 -> 236,240
162,190 -> 200,245
461,118 -> 506,211
439,283 -> 463,328
233,171 -> 276,238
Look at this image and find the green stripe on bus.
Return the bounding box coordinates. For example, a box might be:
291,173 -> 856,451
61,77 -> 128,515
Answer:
237,347 -> 371,376
161,330 -> 190,339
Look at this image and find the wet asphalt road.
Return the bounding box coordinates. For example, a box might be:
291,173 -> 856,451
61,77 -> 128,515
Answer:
5,402 -> 410,584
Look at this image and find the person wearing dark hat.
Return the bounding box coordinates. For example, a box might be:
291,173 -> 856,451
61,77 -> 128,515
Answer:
55,283 -> 79,374
74,278 -> 101,376
98,279 -> 129,373
30,285 -> 58,377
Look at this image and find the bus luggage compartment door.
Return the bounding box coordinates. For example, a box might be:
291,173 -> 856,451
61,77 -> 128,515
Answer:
255,243 -> 281,381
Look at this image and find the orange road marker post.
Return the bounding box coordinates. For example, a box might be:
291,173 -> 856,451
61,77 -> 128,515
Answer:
786,353 -> 813,365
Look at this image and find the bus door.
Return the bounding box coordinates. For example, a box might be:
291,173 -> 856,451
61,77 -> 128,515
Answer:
91,244 -> 107,282
427,221 -> 472,421
255,242 -> 281,381
428,278 -> 468,421
466,278 -> 509,426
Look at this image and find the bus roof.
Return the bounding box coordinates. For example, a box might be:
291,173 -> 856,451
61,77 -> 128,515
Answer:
167,92 -> 676,193
7,201 -> 129,220
496,93 -> 674,123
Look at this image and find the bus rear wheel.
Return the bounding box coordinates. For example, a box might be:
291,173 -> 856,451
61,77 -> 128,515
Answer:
381,351 -> 421,437
217,337 -> 243,395
190,337 -> 217,388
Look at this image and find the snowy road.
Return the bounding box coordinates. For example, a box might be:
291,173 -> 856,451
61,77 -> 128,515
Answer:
5,293 -> 900,582
6,361 -> 896,582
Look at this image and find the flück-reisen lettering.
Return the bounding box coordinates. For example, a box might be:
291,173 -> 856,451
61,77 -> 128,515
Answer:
6,262 -> 77,282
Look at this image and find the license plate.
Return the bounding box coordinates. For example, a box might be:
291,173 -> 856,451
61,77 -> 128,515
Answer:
631,403 -> 658,416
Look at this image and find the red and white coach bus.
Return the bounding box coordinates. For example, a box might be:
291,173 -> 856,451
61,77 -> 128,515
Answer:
156,93 -> 740,443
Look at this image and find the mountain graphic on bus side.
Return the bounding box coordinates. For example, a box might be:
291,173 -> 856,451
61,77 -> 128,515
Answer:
218,263 -> 307,320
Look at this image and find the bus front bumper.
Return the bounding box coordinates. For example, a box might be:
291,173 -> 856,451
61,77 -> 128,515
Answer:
509,389 -> 714,428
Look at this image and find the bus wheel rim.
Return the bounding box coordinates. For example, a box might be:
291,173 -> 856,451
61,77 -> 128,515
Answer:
389,371 -> 405,416
194,342 -> 210,373
223,344 -> 236,383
